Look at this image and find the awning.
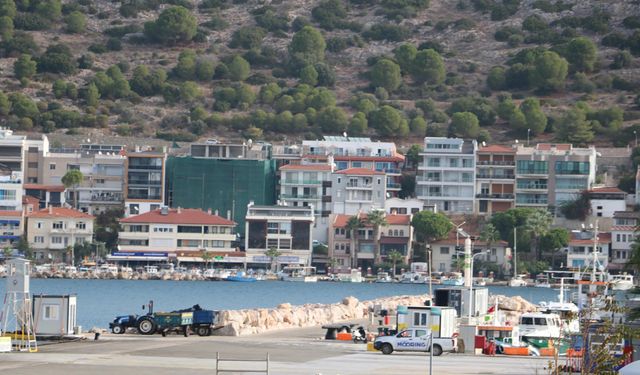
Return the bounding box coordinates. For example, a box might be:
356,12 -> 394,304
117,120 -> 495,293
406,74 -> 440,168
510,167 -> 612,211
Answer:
380,236 -> 409,245
107,255 -> 168,261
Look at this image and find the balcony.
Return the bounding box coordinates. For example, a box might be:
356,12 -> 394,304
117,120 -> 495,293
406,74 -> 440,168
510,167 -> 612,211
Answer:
376,168 -> 401,174
477,160 -> 515,166
516,184 -> 548,190
282,179 -> 321,185
416,175 -> 441,182
386,182 -> 401,189
476,173 -> 514,179
476,193 -> 514,200
516,198 -> 548,205
322,195 -> 331,202
346,182 -> 372,189
280,194 -> 320,200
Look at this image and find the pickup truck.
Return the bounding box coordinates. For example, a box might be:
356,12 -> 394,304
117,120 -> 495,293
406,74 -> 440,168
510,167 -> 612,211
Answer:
373,328 -> 457,356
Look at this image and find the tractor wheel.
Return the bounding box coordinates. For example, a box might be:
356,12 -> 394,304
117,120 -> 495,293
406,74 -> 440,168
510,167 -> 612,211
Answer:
196,326 -> 210,337
112,325 -> 125,334
381,344 -> 393,355
137,317 -> 157,335
432,344 -> 443,356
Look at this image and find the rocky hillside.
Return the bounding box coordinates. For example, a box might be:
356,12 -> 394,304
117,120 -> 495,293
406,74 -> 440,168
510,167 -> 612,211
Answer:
0,0 -> 639,147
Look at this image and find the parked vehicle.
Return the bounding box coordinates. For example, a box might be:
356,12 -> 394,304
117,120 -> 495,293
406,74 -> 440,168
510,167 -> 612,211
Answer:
373,328 -> 456,355
352,326 -> 367,343
109,301 -> 218,336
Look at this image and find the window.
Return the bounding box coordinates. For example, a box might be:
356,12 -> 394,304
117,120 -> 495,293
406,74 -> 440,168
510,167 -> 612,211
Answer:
555,161 -> 590,175
34,236 -> 44,243
413,312 -> 428,326
388,230 -> 392,236
49,163 -> 56,170
177,239 -> 200,247
28,162 -> 38,168
440,247 -> 450,254
37,222 -> 43,229
177,226 -> 202,233
53,222 -> 63,229
210,240 -> 225,248
517,160 -> 548,174
0,189 -> 16,201
128,225 -> 149,233
76,222 -> 86,230
51,237 -> 62,244
43,304 -> 59,320
67,164 -> 80,171
399,230 -> 404,236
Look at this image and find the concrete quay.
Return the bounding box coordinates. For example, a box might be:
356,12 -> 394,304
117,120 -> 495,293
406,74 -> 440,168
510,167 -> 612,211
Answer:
0,325 -> 551,375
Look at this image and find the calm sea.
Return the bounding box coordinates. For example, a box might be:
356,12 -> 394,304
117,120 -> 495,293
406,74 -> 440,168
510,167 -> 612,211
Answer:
0,278 -> 562,329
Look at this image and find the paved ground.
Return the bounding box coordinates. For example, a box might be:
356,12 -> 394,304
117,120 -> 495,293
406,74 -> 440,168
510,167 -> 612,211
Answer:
0,326 -> 553,375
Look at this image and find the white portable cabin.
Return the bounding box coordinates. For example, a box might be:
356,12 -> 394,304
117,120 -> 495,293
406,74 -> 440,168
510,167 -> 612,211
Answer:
32,295 -> 77,336
397,305 -> 457,338
434,287 -> 489,317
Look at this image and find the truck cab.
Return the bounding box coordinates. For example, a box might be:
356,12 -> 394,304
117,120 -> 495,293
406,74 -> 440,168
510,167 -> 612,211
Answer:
373,328 -> 456,356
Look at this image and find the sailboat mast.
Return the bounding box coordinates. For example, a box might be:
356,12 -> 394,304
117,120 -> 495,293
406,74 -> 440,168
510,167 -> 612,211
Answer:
513,227 -> 517,277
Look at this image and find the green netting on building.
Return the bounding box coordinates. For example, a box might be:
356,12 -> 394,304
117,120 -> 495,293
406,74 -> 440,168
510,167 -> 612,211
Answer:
166,156 -> 276,236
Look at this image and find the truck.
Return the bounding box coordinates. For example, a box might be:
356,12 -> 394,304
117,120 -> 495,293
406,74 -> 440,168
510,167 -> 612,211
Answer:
373,328 -> 457,356
109,301 -> 219,336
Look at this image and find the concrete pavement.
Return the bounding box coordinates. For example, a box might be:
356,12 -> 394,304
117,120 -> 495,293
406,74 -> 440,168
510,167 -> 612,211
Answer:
0,326 -> 553,374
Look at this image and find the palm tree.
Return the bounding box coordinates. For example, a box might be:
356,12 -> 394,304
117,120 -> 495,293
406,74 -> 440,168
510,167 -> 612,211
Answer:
265,247 -> 282,272
366,209 -> 388,265
345,215 -> 363,269
480,223 -> 500,253
201,250 -> 213,270
524,209 -> 553,261
387,249 -> 404,278
62,169 -> 84,210
2,246 -> 12,262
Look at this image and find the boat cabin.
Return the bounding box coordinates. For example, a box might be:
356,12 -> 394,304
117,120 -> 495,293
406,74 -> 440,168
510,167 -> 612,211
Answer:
518,312 -> 562,339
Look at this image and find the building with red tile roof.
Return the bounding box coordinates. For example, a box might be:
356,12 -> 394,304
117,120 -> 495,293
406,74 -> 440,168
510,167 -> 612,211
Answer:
567,230 -> 611,269
117,207 -> 237,261
26,207 -> 95,263
476,144 -> 516,215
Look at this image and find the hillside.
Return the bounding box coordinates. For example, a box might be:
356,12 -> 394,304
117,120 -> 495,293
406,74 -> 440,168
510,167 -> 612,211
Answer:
0,0 -> 639,147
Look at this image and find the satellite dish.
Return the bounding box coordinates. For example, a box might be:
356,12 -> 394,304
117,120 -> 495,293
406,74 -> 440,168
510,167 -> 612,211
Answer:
343,132 -> 348,138
482,141 -> 487,147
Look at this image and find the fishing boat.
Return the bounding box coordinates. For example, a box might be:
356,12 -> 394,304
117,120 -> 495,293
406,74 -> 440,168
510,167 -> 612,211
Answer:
441,272 -> 464,286
279,266 -> 318,282
534,274 -> 551,288
399,272 -> 426,284
518,312 -> 571,355
337,269 -> 364,283
374,271 -> 393,283
538,278 -> 580,334
609,274 -> 634,291
509,274 -> 528,287
225,270 -> 257,282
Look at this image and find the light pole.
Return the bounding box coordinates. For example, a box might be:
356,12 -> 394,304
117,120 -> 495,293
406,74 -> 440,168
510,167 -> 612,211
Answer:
468,250 -> 490,321
635,130 -> 638,147
454,221 -> 465,271
527,128 -> 531,146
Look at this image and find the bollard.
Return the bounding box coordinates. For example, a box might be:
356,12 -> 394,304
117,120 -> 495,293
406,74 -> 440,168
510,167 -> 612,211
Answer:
94,332 -> 100,340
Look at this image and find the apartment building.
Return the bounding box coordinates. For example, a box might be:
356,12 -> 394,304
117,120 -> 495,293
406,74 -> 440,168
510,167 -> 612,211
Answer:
416,137 -> 477,214
331,168 -> 386,215
26,206 -> 94,262
301,136 -> 404,196
475,144 -> 515,215
587,187 -> 627,218
385,197 -> 431,215
244,203 -> 314,267
328,212 -> 413,272
514,143 -> 596,212
279,163 -> 332,243
566,230 -> 611,269
38,145 -> 125,214
23,184 -> 66,209
125,149 -> 166,216
0,210 -> 23,248
165,142 -> 276,236
118,207 -> 236,260
429,231 -> 509,274
609,211 -> 639,270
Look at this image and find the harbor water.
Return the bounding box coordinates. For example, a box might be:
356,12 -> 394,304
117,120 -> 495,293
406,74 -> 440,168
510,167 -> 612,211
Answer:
0,278 -> 566,329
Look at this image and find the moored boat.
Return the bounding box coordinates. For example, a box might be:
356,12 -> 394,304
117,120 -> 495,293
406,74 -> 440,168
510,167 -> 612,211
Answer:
279,266 -> 318,282
609,274 -> 634,291
225,270 -> 257,282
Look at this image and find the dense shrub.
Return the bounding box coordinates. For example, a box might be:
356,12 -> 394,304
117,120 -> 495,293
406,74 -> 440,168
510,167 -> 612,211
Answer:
363,23 -> 410,42
230,26 -> 266,49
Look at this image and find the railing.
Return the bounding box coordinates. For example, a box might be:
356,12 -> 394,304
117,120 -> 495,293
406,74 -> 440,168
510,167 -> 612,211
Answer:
517,184 -> 548,190
476,174 -> 514,179
476,193 -> 514,199
280,194 -> 319,199
126,194 -> 162,200
386,182 -> 401,189
346,183 -> 372,188
477,160 -> 515,166
416,176 -> 441,182
282,179 -> 321,185
376,168 -> 401,174
516,198 -> 548,204
216,352 -> 269,375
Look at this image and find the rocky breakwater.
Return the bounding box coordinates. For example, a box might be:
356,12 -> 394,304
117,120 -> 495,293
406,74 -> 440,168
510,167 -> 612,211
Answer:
215,294 -> 429,336
30,270 -> 207,281
489,295 -> 538,325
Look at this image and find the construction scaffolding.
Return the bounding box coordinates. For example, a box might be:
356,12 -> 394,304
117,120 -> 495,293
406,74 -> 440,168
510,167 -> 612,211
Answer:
0,258 -> 37,352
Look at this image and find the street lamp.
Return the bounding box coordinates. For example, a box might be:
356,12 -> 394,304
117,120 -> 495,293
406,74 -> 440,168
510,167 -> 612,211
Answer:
468,250 -> 491,321
527,128 -> 531,146
634,130 -> 638,147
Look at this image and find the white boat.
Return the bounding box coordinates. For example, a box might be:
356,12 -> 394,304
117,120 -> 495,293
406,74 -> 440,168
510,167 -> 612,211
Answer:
338,269 -> 364,283
518,312 -> 562,340
509,274 -> 528,287
441,272 -> 464,286
538,278 -> 580,334
399,272 -> 426,284
534,274 -> 551,288
473,277 -> 487,287
203,269 -> 217,280
609,274 -> 634,291
144,265 -> 158,275
375,272 -> 393,283
98,264 -> 119,274
279,266 -> 318,282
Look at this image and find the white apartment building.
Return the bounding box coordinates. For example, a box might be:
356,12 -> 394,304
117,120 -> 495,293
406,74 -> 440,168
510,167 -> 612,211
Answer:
416,137 -> 477,214
118,207 -> 236,260
244,203 -> 314,267
385,197 -> 432,215
0,210 -> 23,248
566,230 -> 610,269
279,163 -> 332,243
26,206 -> 94,262
331,168 -> 387,215
301,136 -> 404,196
610,211 -> 639,270
587,187 -> 627,219
515,143 -> 597,211
39,145 -> 126,214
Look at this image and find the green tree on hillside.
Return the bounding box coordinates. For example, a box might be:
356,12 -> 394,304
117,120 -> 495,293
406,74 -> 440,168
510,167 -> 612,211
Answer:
411,49 -> 445,84
370,58 -> 402,92
316,106 -> 348,132
228,55 -> 250,81
563,37 -> 597,73
289,26 -> 326,70
532,51 -> 568,91
556,105 -> 594,145
144,6 -> 197,45
369,105 -> 409,137
394,43 -> 417,73
65,11 -> 86,33
449,111 -> 480,138
14,53 -> 36,80
0,15 -> 13,40
520,98 -> 547,135
0,0 -> 16,19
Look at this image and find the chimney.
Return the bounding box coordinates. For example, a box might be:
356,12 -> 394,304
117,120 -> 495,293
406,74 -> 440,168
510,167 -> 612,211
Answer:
227,210 -> 231,220
48,205 -> 53,214
214,209 -> 219,216
177,207 -> 182,214
207,208 -> 212,215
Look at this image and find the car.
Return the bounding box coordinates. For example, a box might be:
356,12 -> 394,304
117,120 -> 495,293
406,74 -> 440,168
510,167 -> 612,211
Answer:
373,328 -> 457,356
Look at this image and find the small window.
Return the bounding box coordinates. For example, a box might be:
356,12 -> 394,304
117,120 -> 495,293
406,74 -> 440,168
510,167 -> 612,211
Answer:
377,178 -> 381,184
53,222 -> 63,229
34,236 -> 44,243
76,222 -> 86,230
37,222 -> 43,229
43,304 -> 59,320
49,163 -> 56,170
